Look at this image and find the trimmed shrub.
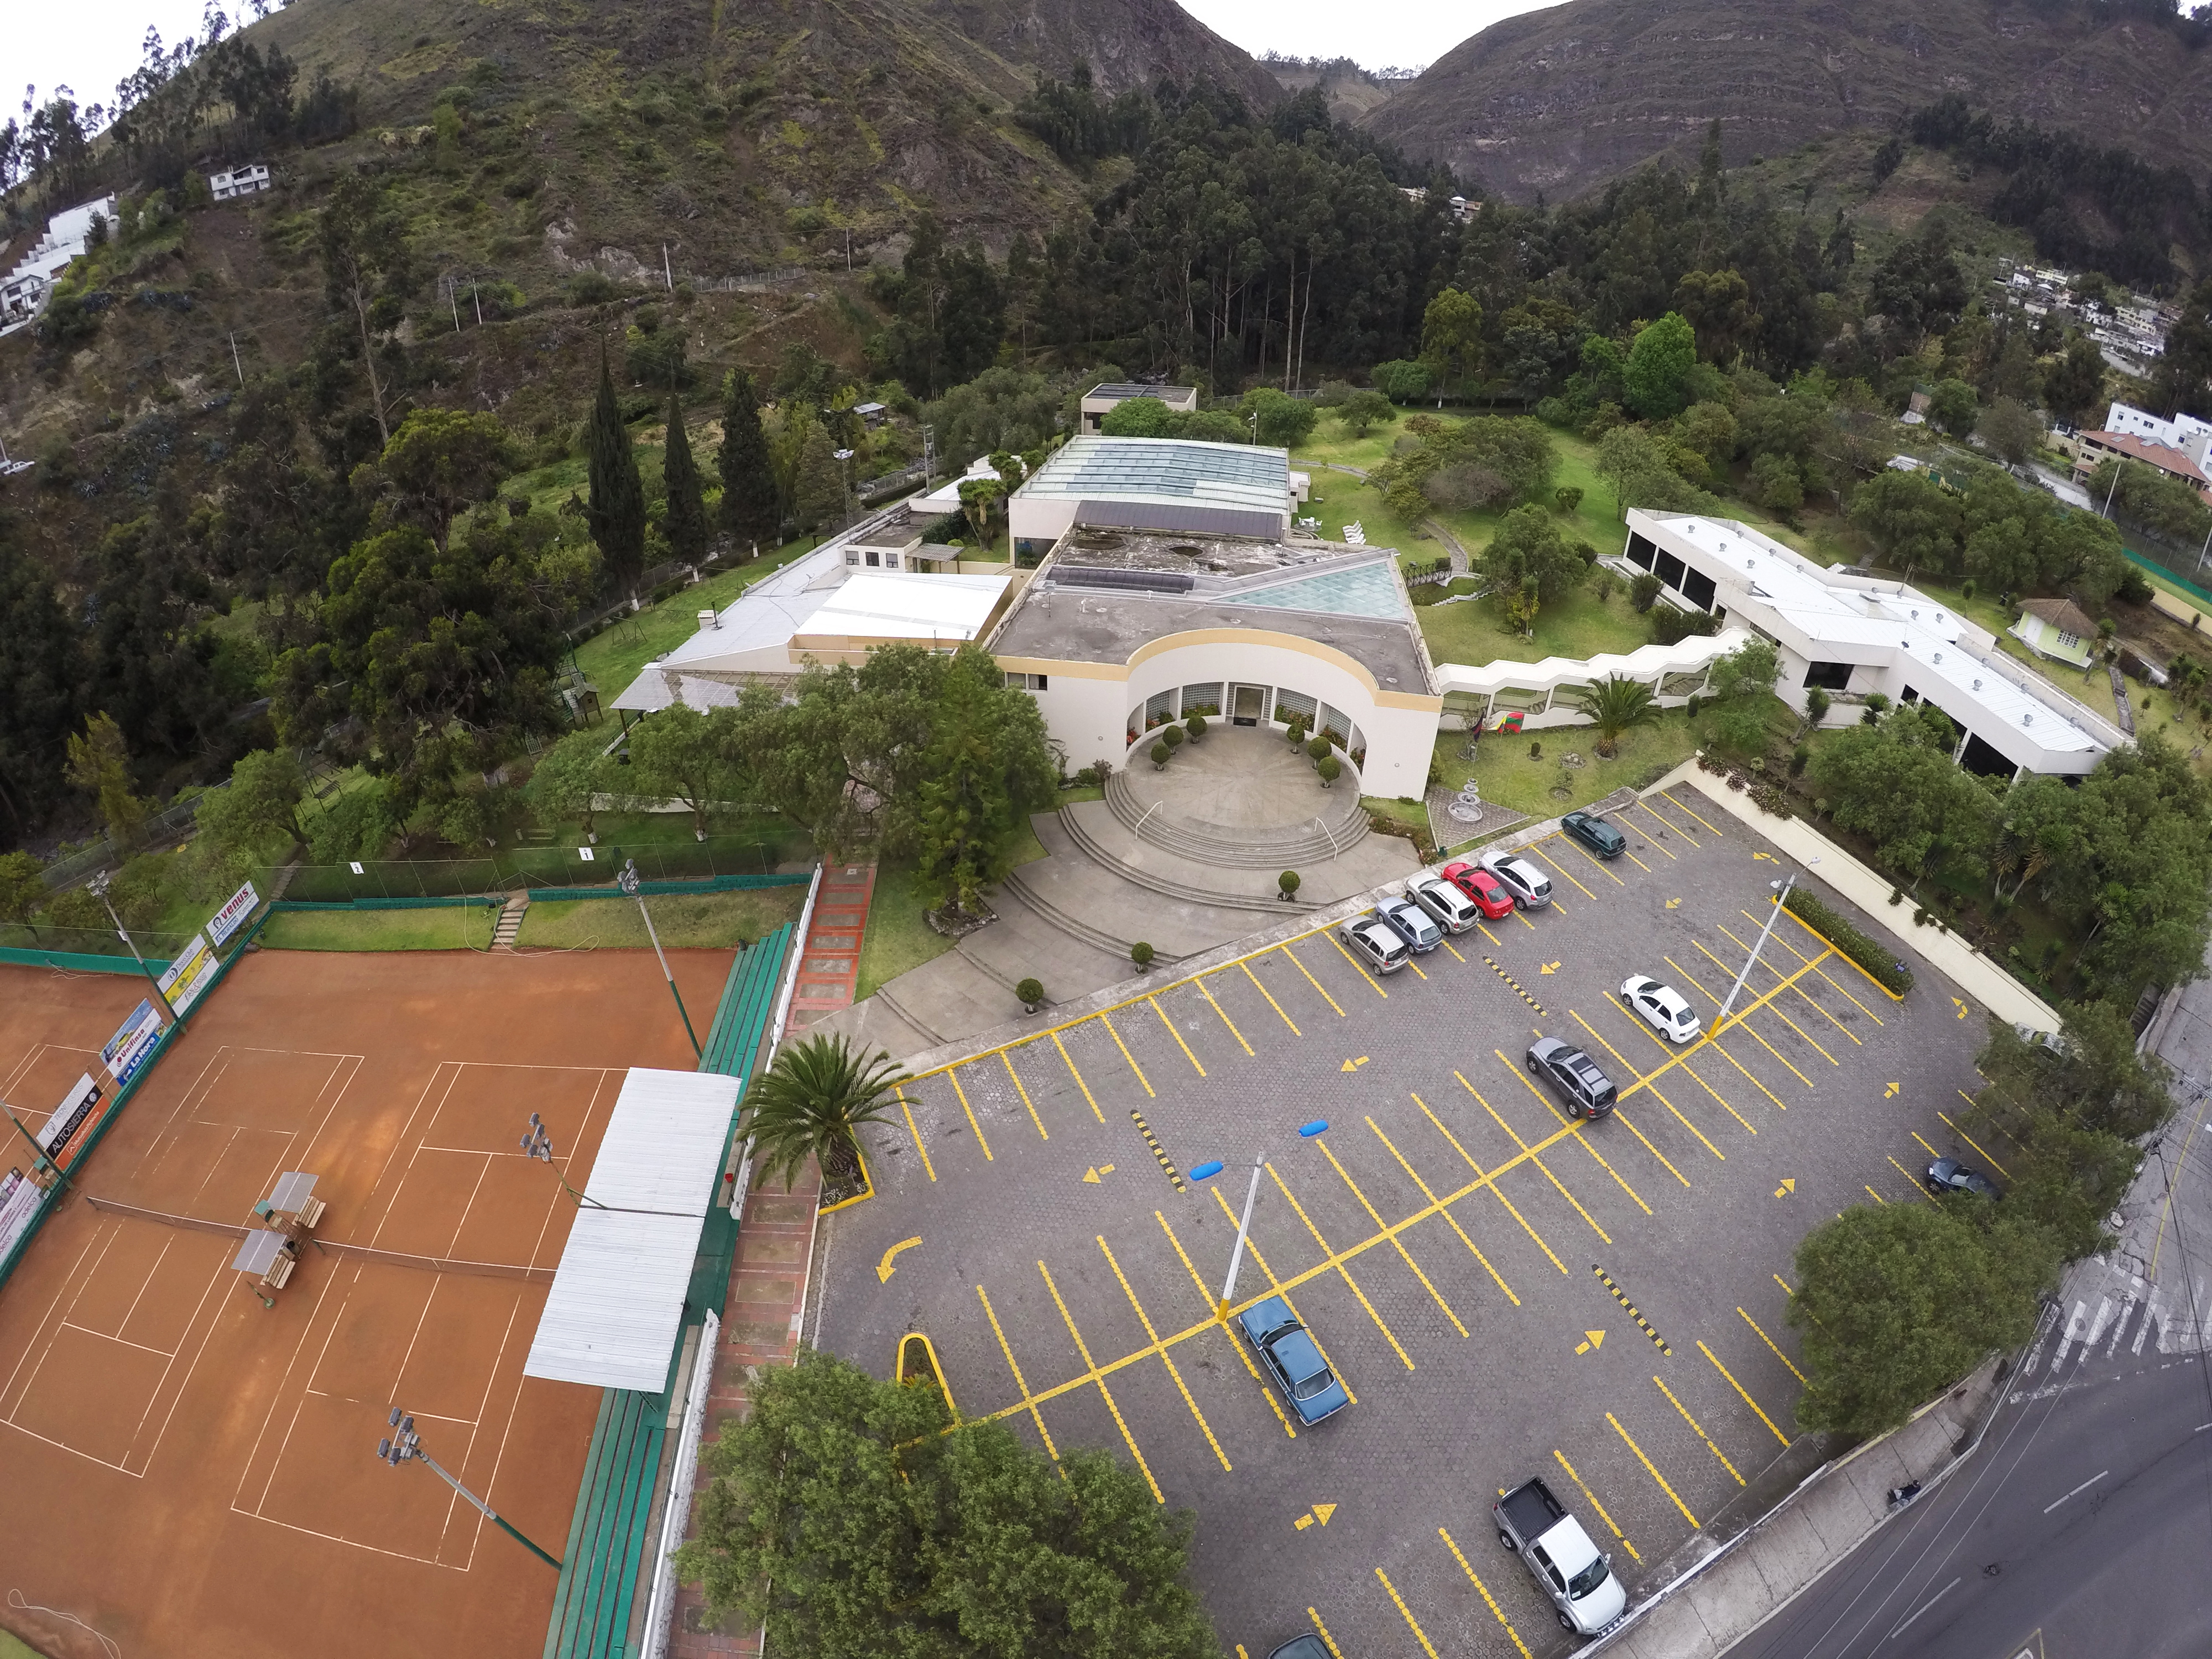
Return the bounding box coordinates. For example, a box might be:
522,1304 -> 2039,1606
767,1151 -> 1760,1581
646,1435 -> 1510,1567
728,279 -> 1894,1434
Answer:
1131,941 -> 1155,969
1185,713 -> 1207,741
1277,870 -> 1302,900
1306,735 -> 1333,763
1317,755 -> 1342,787
1781,889 -> 1914,996
1150,740 -> 1170,768
1016,977 -> 1045,1006
1162,724 -> 1186,750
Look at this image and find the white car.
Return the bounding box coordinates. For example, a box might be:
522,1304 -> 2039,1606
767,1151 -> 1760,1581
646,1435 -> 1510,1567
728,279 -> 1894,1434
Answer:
1620,974 -> 1701,1044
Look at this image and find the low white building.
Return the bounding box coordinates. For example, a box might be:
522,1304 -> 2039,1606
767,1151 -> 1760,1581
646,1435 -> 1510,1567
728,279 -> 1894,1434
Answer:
0,193 -> 116,333
1010,435 -> 1295,554
1620,510 -> 2121,778
2104,401 -> 2212,469
208,163 -> 273,200
1078,382 -> 1198,434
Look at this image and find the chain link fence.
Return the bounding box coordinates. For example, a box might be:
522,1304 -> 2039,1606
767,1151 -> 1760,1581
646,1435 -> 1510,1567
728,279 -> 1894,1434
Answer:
270,832 -> 818,903
0,922 -> 196,961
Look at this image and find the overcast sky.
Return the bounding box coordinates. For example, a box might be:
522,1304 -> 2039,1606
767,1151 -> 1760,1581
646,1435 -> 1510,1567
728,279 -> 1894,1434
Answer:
1178,0 -> 1569,73
14,0 -> 215,121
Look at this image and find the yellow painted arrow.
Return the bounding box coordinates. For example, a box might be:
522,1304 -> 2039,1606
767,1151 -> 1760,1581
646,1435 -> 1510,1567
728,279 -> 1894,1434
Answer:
1666,897 -> 1683,909
877,1237 -> 922,1283
1775,1178 -> 1796,1198
1540,961 -> 1561,975
1311,1502 -> 1336,1526
1576,1330 -> 1606,1355
1082,1164 -> 1117,1183
1884,1082 -> 1901,1098
1754,851 -> 1778,862
1340,1056 -> 1370,1072
1953,998 -> 1969,1019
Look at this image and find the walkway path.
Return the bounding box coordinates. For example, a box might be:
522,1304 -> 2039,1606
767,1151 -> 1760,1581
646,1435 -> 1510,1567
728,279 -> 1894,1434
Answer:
1311,458 -> 1471,572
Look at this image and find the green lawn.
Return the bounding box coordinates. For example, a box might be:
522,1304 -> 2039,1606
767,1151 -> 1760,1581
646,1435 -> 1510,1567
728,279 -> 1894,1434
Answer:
855,861 -> 956,1003
1433,710 -> 1703,823
261,906 -> 500,951
571,533 -> 818,700
1418,584 -> 1654,670
515,885 -> 805,949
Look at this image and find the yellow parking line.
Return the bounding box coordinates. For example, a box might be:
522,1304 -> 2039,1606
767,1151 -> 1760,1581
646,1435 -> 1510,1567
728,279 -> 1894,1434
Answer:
1773,1272 -> 1796,1297
1609,1107 -> 1695,1187
1568,1015 -> 1735,1156
896,1088 -> 937,1181
1413,1093 -> 1568,1274
1699,1341 -> 1790,1446
1316,1140 -> 1468,1336
1865,1185 -> 1887,1204
1240,961 -> 1302,1035
1051,1030 -> 1107,1123
1514,902 -> 1540,931
1440,937 -> 1468,963
1097,1236 -> 1232,1472
1530,843 -> 1600,900
1001,1050 -> 1048,1140
1609,948 -> 1826,1118
1593,999 -> 1760,1137
1306,1607 -> 1347,1659
1375,1568 -> 1440,1658
1712,925 -> 1839,1065
1662,789 -> 1724,836
1775,908 -> 1896,1001
1439,1529 -> 1535,1658
1266,1161 -> 1416,1369
1477,919 -> 1505,946
1326,929 -> 1390,996
1621,844 -> 1655,874
1911,1130 -> 1942,1160
1664,957 -> 1796,1114
948,1068 -> 995,1161
1037,1260 -> 1163,1502
1760,922 -> 1885,1025
1196,977 -> 1254,1055
1888,1155 -> 1938,1202
977,1285 -> 1058,1460
1937,1112 -> 2010,1177
1633,798 -> 1699,848
1552,833 -> 1627,886
1553,1448 -> 1639,1562
1366,1116 -> 1520,1304
1609,1411 -> 1699,1527
1692,941 -> 1817,1088
1098,1010 -> 1155,1097
1277,943 -> 1347,1017
1740,1306 -> 1806,1383
1655,1374 -> 1745,1485
1737,912 -> 1863,1044
1480,1063 -> 1640,1229
1207,1185 -> 1355,1404
1150,995 -> 1207,1077
1629,812 -> 1678,859
1157,1210 -> 1295,1437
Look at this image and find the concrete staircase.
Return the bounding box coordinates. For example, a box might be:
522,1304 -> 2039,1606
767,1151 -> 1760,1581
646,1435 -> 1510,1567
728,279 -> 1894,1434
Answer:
492,893 -> 529,952
1103,767 -> 1369,868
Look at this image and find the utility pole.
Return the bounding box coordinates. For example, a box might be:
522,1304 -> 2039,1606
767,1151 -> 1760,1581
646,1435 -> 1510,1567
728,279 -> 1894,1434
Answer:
1718,864 -> 1817,1029
1188,1121 -> 1329,1318
662,243 -> 674,291
619,860 -> 701,1058
228,331 -> 244,385
87,870 -> 177,1025
379,1410 -> 562,1570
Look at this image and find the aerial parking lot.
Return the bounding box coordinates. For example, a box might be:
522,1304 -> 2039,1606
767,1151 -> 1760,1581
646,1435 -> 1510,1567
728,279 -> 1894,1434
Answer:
813,782 -> 2001,1658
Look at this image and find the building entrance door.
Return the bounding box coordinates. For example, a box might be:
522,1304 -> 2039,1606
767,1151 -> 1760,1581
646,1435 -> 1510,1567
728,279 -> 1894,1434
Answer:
1230,684 -> 1266,726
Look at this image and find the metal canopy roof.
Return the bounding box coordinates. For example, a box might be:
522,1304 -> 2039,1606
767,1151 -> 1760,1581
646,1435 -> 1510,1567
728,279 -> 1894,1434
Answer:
524,1068 -> 742,1392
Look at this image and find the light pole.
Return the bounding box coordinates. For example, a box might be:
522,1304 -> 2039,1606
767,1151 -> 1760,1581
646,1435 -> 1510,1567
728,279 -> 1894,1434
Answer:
520,1112 -> 606,1209
378,1408 -> 562,1570
1717,860 -> 1819,1030
619,859 -> 701,1058
1,1098 -> 67,1193
1188,1120 -> 1329,1318
834,447 -> 856,530
87,869 -> 177,1024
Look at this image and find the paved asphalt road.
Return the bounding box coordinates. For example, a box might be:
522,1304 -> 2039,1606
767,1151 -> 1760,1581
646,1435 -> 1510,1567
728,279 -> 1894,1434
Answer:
1725,1286 -> 2212,1659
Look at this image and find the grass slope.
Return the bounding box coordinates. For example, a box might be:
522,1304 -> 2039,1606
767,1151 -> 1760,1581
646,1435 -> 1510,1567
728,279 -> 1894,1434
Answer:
260,906 -> 499,950
515,886 -> 805,949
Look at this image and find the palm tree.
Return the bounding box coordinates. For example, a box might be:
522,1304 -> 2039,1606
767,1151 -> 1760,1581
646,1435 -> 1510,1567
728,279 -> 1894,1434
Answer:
1566,675 -> 1659,758
740,1033 -> 910,1194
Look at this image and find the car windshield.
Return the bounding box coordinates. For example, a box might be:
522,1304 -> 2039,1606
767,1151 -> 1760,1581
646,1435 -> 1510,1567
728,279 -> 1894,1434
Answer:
1675,1009 -> 1695,1024
1291,1367 -> 1337,1401
1568,1557 -> 1611,1599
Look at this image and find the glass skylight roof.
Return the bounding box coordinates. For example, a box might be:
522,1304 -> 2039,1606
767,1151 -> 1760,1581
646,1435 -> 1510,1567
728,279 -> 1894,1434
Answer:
1234,562 -> 1404,619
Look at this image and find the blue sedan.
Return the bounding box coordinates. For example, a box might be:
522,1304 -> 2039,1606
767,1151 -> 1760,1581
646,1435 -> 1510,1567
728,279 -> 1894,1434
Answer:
1236,1295 -> 1350,1425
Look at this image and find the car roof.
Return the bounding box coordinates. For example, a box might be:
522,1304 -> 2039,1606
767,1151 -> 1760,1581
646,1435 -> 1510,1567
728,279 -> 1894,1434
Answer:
1267,1325 -> 1331,1385
1531,1036 -> 1569,1058
1240,1293 -> 1295,1334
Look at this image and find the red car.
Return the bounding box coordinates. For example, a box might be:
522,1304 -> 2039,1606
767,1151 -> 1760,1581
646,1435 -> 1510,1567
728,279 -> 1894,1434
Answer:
1440,860 -> 1516,920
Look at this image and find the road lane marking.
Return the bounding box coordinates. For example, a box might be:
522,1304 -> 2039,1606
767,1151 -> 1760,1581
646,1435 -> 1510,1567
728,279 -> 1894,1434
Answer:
1316,1138 -> 1468,1336
1150,995 -> 1207,1076
947,1067 -> 994,1160
1530,842 -> 1600,901
1594,1263 -> 1671,1354
2043,1469 -> 2107,1514
1571,1014 -> 1738,1152
1592,999 -> 1760,1136
1097,1235 -> 1231,1472
1888,1578 -> 1960,1640
1195,977 -> 1254,1055
1699,1341 -> 1790,1445
1240,961 -> 1301,1035
1413,1092 -> 1568,1274
1609,1410 -> 1699,1526
1936,1112 -> 2010,1178
1037,1259 -> 1162,1502
1663,957 -> 1797,1114
1098,1010 -> 1155,1096
895,1088 -> 937,1182
1001,1050 -> 1047,1140
1655,1374 -> 1744,1484
1277,943 -> 1347,1017
1156,1209 -> 1295,1437
1552,833 -> 1629,886
1374,1568 -> 1440,1658
1552,1449 -> 1639,1562
1739,1307 -> 1806,1383
1439,1527 -> 1534,1658
1051,1031 -> 1105,1122
1268,1161 -> 1416,1368
1890,1155 -> 1939,1202
1306,1606 -> 1347,1659
1130,1108 -> 1185,1192
1759,921 -> 1885,1024
1692,941 -> 1817,1087
1366,1115 -> 1520,1304
1632,797 -> 1699,847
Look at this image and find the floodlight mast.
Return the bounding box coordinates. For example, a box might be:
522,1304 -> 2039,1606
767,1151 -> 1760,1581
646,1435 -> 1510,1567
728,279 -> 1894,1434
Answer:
87,869 -> 178,1023
379,1407 -> 562,1569
520,1111 -> 606,1209
619,860 -> 701,1057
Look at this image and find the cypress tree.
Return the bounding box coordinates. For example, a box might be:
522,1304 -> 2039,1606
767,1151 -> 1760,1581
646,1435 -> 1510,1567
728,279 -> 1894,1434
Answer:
662,397 -> 709,565
717,369 -> 781,555
586,346 -> 646,601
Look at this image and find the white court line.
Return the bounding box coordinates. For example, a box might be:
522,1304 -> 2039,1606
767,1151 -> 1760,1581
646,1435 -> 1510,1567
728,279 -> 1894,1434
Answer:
245,1257 -> 362,1515
132,1246 -> 253,1474
134,1047 -> 232,1181
0,1415 -> 141,1477
390,1280 -> 446,1412
2043,1469 -> 2108,1514
58,1321 -> 176,1361
304,1386 -> 474,1424
1887,1577 -> 1960,1640
114,1233 -> 177,1343
3,1218 -> 128,1418
363,1063 -> 463,1252
455,1292 -> 533,1573
441,1154 -> 497,1262
228,1504 -> 457,1569
0,1218 -> 114,1408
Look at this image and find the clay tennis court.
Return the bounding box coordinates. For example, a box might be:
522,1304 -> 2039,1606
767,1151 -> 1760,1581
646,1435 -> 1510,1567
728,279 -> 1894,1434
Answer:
0,943 -> 734,1659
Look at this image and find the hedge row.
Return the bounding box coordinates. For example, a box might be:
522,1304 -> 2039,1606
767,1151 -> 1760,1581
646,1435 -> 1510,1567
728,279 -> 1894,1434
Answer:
1781,889 -> 1914,997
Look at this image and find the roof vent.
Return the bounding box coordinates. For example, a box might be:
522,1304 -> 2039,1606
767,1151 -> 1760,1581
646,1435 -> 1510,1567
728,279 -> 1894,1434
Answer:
1973,679 -> 1983,690
2024,713 -> 2034,725
1934,652 -> 1943,664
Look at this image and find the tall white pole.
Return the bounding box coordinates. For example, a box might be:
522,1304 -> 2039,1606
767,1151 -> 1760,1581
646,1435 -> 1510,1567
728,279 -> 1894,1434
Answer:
1218,1159 -> 1265,1315
1718,875 -> 1794,1030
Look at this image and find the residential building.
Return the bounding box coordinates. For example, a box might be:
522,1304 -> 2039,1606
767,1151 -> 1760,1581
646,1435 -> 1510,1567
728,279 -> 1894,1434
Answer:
208,163 -> 273,200
0,194 -> 116,334
2072,428 -> 2210,498
2102,401 -> 2212,471
1078,383 -> 1198,434
2010,598 -> 2098,669
1619,509 -> 2120,778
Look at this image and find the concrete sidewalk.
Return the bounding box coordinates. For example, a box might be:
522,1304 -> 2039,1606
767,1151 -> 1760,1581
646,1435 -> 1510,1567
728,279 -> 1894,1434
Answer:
1598,1359 -> 2006,1659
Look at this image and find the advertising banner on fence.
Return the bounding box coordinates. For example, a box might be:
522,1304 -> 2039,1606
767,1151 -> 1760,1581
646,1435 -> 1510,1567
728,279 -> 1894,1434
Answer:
34,1073 -> 103,1157
0,1168 -> 41,1261
156,933 -> 218,1014
206,879 -> 260,947
100,1001 -> 164,1086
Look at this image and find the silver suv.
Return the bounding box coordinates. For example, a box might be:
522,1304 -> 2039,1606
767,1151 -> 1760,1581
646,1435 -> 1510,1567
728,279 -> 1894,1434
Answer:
1480,851 -> 1554,909
1339,914 -> 1412,975
1375,894 -> 1442,953
1406,871 -> 1480,933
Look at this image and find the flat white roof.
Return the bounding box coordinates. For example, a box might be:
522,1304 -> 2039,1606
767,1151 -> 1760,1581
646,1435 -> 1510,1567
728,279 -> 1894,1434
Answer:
799,570 -> 1008,643
1018,435 -> 1291,517
523,1068 -> 741,1392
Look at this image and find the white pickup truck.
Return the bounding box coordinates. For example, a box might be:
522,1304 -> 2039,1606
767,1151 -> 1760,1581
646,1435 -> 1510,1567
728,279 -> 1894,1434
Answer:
1494,1477 -> 1628,1637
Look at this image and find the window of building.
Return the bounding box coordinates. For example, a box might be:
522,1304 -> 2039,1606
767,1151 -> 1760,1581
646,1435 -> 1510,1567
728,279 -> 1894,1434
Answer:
1144,689 -> 1176,729
1802,661 -> 1854,691
844,548 -> 860,566
2055,629 -> 2080,650
1272,688 -> 1317,727
1625,533 -> 1657,570
1005,672 -> 1048,691
864,549 -> 881,567
1179,683 -> 1223,717
1900,685 -> 1921,705
1318,703 -> 1350,745
1654,550 -> 1687,592
1682,568 -> 1717,611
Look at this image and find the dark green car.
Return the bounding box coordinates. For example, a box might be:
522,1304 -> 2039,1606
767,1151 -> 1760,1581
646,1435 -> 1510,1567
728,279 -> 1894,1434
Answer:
1562,811 -> 1626,859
